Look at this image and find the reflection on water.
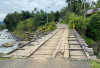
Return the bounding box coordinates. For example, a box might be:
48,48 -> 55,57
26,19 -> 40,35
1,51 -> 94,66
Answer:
0,29 -> 19,53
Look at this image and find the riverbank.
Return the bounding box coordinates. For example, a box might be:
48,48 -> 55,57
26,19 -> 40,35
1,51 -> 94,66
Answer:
0,29 -> 20,53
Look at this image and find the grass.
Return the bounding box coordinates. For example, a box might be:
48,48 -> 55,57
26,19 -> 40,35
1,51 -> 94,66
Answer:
82,35 -> 95,45
96,54 -> 100,59
0,57 -> 13,60
90,61 -> 100,68
0,57 -> 28,60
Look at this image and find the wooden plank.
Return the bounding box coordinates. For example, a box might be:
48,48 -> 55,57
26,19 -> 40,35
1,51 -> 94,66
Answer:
64,28 -> 69,59
52,29 -> 65,58
27,29 -> 59,58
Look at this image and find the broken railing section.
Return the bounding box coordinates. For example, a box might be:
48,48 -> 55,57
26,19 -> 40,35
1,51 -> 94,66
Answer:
73,30 -> 97,59
25,29 -> 52,41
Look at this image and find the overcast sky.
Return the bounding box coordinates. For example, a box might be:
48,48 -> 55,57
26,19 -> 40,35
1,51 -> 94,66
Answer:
0,0 -> 97,21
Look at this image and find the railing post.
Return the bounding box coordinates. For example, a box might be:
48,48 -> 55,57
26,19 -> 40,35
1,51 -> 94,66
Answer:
73,23 -> 75,30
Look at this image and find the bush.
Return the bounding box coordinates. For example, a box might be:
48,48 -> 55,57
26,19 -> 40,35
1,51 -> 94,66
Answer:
0,25 -> 6,30
82,35 -> 95,45
60,18 -> 67,24
39,21 -> 56,32
60,11 -> 71,24
68,13 -> 89,35
68,13 -> 77,28
14,19 -> 56,40
48,21 -> 56,30
86,11 -> 100,41
14,18 -> 37,39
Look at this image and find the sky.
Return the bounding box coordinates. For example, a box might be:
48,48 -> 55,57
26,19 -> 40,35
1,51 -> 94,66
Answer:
0,0 -> 97,21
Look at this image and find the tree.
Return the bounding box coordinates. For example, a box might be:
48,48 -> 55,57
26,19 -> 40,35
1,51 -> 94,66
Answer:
21,11 -> 31,20
66,0 -> 82,7
65,0 -> 89,15
4,9 -> 57,31
54,11 -> 60,22
0,25 -> 2,30
4,12 -> 22,31
31,11 -> 35,18
4,10 -> 33,31
34,8 -> 37,12
86,11 -> 100,41
49,11 -> 55,21
96,0 -> 100,8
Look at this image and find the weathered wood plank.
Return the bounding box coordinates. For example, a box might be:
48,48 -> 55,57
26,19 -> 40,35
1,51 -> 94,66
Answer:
64,28 -> 69,59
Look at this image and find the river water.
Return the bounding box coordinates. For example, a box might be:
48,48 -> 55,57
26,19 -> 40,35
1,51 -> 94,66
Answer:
0,29 -> 19,53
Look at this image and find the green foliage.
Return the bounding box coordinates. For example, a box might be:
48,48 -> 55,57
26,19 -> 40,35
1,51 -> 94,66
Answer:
60,18 -> 67,24
68,13 -> 77,28
68,13 -> 89,35
60,11 -> 71,24
48,11 -> 55,21
4,10 -> 59,31
82,35 -> 95,45
0,57 -> 12,60
96,0 -> 100,8
4,11 -> 32,31
14,18 -> 56,40
67,12 -> 100,43
0,25 -> 6,30
86,11 -> 100,41
4,9 -> 59,40
0,25 -> 2,30
14,18 -> 36,39
65,0 -> 90,15
39,21 -> 56,32
54,11 -> 60,22
49,21 -> 56,30
90,61 -> 100,68
60,7 -> 69,17
66,12 -> 100,57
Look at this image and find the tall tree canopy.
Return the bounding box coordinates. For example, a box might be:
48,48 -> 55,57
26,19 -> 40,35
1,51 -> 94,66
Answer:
65,0 -> 89,14
96,0 -> 100,8
4,9 -> 60,31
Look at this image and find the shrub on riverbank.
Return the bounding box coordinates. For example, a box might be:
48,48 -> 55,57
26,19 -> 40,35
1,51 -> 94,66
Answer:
0,25 -> 6,30
14,18 -> 37,39
14,19 -> 56,40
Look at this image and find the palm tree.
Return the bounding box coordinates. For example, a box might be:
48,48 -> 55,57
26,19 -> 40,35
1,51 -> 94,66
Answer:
34,8 -> 37,12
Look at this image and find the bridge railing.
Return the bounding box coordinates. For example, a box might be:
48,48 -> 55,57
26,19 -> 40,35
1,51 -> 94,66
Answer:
25,26 -> 53,41
73,29 -> 97,59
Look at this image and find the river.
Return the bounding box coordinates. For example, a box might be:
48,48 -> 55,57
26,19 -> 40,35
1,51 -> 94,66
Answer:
0,29 -> 19,53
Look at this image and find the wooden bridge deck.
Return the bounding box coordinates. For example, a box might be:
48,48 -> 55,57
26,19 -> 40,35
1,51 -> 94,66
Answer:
2,24 -> 93,60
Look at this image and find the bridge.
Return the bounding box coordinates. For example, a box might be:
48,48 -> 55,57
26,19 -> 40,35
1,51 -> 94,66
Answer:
2,24 -> 96,60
